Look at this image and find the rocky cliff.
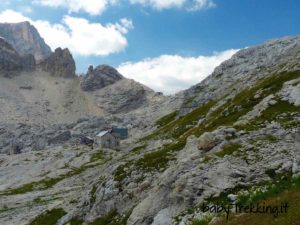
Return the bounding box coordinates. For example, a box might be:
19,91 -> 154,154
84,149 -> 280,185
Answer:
40,47 -> 76,78
0,21 -> 52,61
0,37 -> 35,76
80,64 -> 124,91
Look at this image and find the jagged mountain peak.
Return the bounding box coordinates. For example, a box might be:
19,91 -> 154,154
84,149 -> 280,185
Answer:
40,47 -> 76,78
80,64 -> 124,91
0,21 -> 52,61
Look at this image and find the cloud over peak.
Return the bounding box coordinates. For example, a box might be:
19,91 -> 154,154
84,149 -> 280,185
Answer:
0,10 -> 133,56
118,49 -> 238,95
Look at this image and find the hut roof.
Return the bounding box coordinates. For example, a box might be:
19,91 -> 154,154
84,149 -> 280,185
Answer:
96,130 -> 110,137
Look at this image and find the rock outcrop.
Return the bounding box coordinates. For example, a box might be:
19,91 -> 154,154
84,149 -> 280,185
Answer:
0,21 -> 52,61
80,65 -> 124,91
91,78 -> 155,114
40,47 -> 76,78
0,37 -> 35,76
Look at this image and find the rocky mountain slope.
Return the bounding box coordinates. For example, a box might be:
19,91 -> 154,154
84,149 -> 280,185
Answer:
0,22 -> 52,61
81,65 -> 124,91
0,22 -> 299,225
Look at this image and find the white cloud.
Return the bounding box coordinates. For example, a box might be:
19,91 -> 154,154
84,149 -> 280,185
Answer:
129,0 -> 186,10
0,9 -> 29,23
0,10 -> 133,56
61,16 -> 132,56
129,0 -> 216,10
33,0 -> 114,15
188,0 -> 216,11
34,0 -> 215,13
118,49 -> 239,95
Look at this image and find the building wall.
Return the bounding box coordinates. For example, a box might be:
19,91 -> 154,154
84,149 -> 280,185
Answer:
96,133 -> 120,149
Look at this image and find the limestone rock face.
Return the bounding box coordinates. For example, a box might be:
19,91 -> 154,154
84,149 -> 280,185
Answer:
0,37 -> 35,76
21,54 -> 35,71
48,130 -> 71,145
41,47 -> 76,78
9,140 -> 22,155
90,78 -> 155,114
280,78 -> 300,106
0,37 -> 23,74
0,21 -> 52,61
80,65 -> 124,91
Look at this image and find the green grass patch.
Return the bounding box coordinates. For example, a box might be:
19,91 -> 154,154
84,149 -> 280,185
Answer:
135,138 -> 186,171
131,145 -> 146,154
0,151 -> 107,196
183,96 -> 197,105
0,205 -> 10,214
140,100 -> 217,141
215,143 -> 242,157
155,111 -> 178,127
89,209 -> 118,225
259,135 -> 278,143
237,100 -> 300,131
113,161 -> 132,183
259,100 -> 300,126
203,155 -> 213,163
64,218 -> 84,225
90,151 -> 105,162
29,208 -> 66,225
90,184 -> 98,204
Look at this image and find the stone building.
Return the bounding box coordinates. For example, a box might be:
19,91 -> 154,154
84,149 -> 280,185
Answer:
96,130 -> 120,149
95,127 -> 128,149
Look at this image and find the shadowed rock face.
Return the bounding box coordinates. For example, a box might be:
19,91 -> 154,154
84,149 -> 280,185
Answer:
0,37 -> 35,76
80,65 -> 124,91
40,47 -> 76,78
0,37 -> 22,73
0,21 -> 52,61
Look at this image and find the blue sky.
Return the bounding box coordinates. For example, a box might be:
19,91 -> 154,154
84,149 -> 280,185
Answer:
0,0 -> 299,94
